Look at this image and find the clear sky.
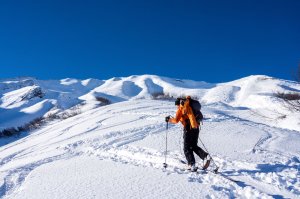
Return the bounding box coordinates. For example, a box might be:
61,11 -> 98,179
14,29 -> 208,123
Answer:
0,0 -> 299,83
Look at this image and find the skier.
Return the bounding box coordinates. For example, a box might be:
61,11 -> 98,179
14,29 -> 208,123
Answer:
166,96 -> 210,171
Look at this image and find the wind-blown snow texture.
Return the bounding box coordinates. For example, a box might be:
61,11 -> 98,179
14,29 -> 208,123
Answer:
0,75 -> 299,198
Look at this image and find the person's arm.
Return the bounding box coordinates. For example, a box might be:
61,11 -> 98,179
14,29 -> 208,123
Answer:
169,108 -> 182,124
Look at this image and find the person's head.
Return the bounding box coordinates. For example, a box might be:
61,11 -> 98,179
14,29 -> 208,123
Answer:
175,98 -> 186,107
175,98 -> 180,106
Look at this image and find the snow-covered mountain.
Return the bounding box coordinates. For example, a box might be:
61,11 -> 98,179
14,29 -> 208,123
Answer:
0,75 -> 299,198
1,75 -> 299,132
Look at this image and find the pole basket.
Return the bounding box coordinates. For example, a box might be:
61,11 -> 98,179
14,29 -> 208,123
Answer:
213,167 -> 219,173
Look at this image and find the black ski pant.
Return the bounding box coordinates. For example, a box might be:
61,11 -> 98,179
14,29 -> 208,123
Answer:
183,125 -> 208,165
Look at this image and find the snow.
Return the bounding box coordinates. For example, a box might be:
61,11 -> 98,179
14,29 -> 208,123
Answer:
0,75 -> 300,198
9,157 -> 215,199
20,100 -> 54,114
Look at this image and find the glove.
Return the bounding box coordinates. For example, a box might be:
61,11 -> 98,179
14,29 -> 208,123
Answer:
165,116 -> 171,122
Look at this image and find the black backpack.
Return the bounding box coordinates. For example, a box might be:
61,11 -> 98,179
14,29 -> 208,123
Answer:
188,98 -> 204,124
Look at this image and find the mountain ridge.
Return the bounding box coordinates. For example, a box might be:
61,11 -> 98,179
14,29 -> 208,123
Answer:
1,74 -> 299,132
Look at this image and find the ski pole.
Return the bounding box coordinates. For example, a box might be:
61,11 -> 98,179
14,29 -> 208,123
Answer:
163,121 -> 168,168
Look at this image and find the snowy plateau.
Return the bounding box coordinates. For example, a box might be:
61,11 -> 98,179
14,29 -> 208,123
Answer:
0,74 -> 299,199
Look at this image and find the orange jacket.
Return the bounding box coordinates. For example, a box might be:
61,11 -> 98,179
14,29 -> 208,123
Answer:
169,99 -> 199,129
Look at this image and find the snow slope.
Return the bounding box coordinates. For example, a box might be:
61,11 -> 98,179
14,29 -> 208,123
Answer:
0,75 -> 300,198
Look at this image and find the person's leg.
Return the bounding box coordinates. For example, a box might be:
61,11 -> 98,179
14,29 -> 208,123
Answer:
183,127 -> 195,165
191,128 -> 208,160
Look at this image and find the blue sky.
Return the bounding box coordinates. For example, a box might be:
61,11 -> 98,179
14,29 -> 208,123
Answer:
0,0 -> 299,83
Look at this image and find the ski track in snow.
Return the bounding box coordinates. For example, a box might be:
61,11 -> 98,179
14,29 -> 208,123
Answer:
0,100 -> 299,198
0,153 -> 74,198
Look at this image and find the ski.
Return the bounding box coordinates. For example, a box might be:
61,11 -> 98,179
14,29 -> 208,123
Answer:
186,160 -> 241,183
180,159 -> 211,171
204,169 -> 241,183
180,159 -> 187,164
179,160 -> 206,173
189,166 -> 198,172
215,172 -> 241,183
165,160 -> 241,183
